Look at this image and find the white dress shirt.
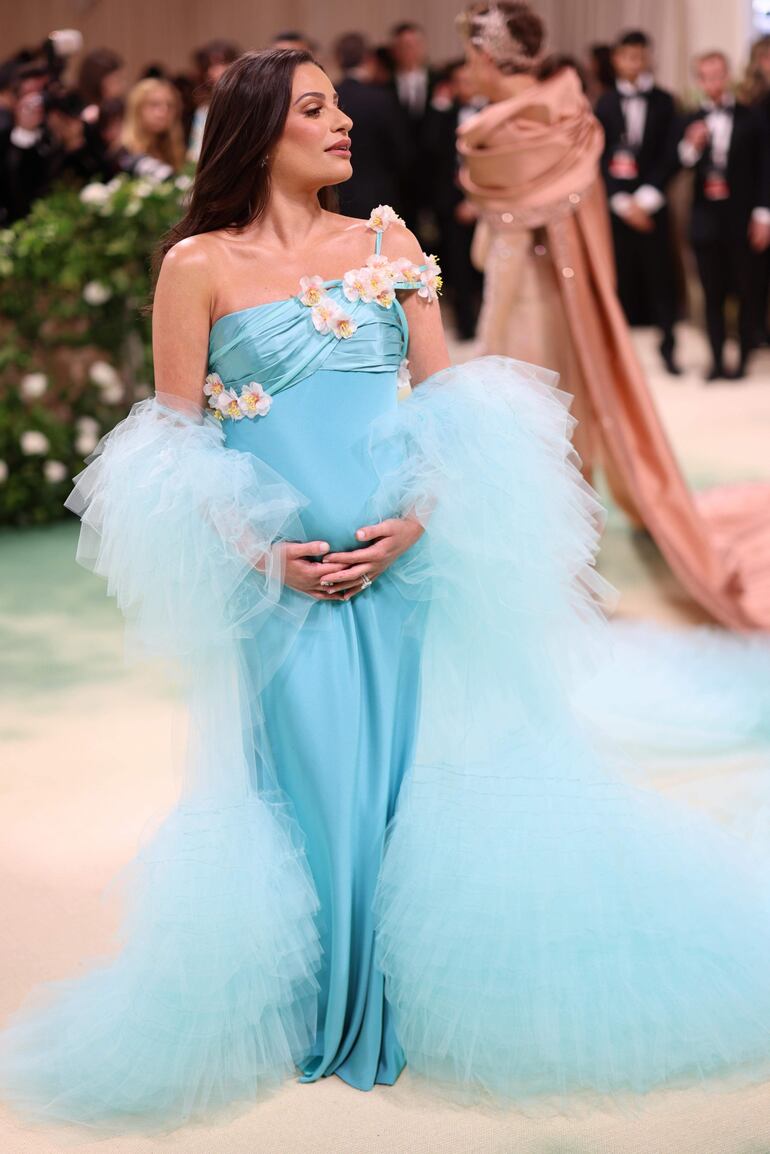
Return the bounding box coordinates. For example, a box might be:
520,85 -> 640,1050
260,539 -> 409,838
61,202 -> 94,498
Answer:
396,69 -> 428,117
677,93 -> 770,224
609,73 -> 666,219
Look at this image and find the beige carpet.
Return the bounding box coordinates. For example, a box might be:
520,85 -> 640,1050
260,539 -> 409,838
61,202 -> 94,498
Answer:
2,324 -> 770,1153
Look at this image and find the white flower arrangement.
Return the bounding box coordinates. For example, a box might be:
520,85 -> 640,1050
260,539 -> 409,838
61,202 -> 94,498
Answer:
20,372 -> 48,399
43,460 -> 68,483
76,416 -> 100,437
88,360 -> 120,389
20,430 -> 50,455
100,384 -> 124,404
82,281 -> 112,306
75,431 -> 99,455
79,182 -> 111,207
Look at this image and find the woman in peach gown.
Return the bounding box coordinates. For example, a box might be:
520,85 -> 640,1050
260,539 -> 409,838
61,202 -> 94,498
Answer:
456,1 -> 770,632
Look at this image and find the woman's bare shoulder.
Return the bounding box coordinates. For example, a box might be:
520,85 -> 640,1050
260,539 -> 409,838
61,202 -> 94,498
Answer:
161,232 -> 222,275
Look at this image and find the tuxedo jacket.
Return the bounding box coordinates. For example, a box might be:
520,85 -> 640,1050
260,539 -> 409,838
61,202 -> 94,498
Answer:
595,84 -> 679,196
422,102 -> 466,217
389,68 -> 441,127
678,102 -> 770,244
335,78 -> 409,219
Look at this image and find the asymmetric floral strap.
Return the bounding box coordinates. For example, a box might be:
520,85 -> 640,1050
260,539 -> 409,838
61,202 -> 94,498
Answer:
204,206 -> 441,421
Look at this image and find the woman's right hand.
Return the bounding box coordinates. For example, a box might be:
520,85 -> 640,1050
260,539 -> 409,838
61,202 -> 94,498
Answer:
277,540 -> 352,601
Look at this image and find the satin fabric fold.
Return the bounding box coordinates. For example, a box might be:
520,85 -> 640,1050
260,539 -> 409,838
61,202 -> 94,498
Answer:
457,67 -> 770,632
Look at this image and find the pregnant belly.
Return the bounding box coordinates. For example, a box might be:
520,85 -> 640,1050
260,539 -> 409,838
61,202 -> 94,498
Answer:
224,369 -> 403,552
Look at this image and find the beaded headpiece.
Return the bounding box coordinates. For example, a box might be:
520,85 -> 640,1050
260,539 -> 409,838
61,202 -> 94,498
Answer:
456,4 -> 543,73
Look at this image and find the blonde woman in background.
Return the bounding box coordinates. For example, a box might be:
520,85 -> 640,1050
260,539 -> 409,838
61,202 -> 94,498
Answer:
121,77 -> 185,176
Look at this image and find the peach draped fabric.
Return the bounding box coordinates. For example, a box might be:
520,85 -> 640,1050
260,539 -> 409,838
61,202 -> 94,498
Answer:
457,67 -> 770,632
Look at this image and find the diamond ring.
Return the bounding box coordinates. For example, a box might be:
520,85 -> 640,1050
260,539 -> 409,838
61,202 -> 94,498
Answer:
360,573 -> 373,589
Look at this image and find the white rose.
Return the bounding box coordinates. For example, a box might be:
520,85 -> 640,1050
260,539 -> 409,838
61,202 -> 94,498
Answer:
44,459 -> 68,483
79,183 -> 111,207
101,384 -> 124,404
0,460 -> 8,483
75,416 -> 100,436
20,372 -> 48,399
88,360 -> 120,389
20,430 -> 50,455
83,281 -> 112,306
175,173 -> 193,191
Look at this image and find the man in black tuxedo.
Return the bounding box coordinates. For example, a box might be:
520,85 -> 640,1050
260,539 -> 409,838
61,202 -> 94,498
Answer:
595,30 -> 681,374
333,33 -> 407,221
388,21 -> 438,240
677,51 -> 770,380
423,60 -> 485,340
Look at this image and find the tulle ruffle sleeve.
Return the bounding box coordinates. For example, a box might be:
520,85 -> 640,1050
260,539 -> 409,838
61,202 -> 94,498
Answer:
0,391 -> 323,1134
64,391 -> 313,669
365,355 -> 770,1110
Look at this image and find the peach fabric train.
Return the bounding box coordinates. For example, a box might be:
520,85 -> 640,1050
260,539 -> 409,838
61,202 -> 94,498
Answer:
457,66 -> 770,632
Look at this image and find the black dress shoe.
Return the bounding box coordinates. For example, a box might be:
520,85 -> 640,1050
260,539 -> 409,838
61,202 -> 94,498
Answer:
704,364 -> 725,381
662,350 -> 683,375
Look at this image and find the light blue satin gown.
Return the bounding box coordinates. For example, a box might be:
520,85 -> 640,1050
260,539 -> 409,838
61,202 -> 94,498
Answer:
5,213 -> 770,1138
207,227 -> 423,1090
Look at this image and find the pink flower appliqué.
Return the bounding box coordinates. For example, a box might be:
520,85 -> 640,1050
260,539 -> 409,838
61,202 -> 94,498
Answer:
299,275 -> 326,307
366,204 -> 405,233
417,253 -> 443,302
205,373 -> 271,421
238,381 -> 272,417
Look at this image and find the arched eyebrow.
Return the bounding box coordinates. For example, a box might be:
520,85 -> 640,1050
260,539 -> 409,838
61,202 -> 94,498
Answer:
293,91 -> 340,106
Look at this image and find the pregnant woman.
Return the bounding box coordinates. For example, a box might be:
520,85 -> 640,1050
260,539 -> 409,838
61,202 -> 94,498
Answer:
3,46 -> 770,1137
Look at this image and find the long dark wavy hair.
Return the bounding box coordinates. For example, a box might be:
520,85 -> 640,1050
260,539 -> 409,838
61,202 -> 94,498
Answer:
146,48 -> 337,310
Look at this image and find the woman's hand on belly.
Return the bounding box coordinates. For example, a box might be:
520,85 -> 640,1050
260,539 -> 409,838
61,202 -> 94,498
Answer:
316,516 -> 425,598
276,540 -> 357,601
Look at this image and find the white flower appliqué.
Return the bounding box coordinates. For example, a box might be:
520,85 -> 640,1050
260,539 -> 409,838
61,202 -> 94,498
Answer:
418,254 -> 442,303
301,286 -> 358,339
366,204 -> 405,233
299,275 -> 326,307
204,371 -> 272,422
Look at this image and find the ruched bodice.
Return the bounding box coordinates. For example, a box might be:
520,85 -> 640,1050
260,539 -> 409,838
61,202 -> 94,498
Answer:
208,284 -> 408,394
202,212 -> 440,552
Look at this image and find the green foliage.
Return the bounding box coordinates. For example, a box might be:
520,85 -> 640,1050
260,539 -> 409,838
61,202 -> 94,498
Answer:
0,171 -> 193,525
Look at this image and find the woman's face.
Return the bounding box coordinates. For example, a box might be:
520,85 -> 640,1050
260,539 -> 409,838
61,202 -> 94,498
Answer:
464,43 -> 499,99
270,62 -> 353,192
140,86 -> 177,134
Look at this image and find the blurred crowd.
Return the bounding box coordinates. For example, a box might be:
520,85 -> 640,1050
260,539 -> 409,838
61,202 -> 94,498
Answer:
3,23 -> 770,369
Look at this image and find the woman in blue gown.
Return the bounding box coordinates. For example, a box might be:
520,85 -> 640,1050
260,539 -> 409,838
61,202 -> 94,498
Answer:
3,46 -> 770,1137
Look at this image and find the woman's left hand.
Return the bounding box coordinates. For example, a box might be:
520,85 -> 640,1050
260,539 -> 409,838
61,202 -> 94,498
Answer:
317,516 -> 424,598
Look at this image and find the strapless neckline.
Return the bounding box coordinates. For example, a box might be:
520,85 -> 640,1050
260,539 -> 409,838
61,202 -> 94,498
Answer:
209,278 -> 342,343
